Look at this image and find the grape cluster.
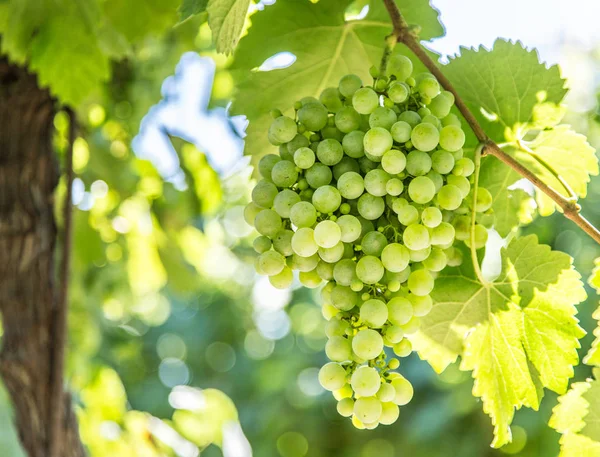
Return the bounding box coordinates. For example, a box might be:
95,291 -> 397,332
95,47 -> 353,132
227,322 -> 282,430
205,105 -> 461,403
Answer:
245,54 -> 493,429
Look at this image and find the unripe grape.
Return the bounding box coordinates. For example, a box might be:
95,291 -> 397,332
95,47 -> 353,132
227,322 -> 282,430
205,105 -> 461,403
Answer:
360,299 -> 388,328
352,87 -> 379,114
319,362 -> 347,391
337,398 -> 355,417
356,255 -> 385,284
387,54 -> 413,81
352,329 -> 384,360
351,366 -> 381,397
255,209 -> 283,237
364,127 -> 393,157
293,147 -> 315,169
354,396 -> 382,424
387,297 -> 413,326
269,266 -> 293,289
299,269 -> 322,288
298,102 -> 328,131
339,74 -> 363,98
269,116 -> 297,144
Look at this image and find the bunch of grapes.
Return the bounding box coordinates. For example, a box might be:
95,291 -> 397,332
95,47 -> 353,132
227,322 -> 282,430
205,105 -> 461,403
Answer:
244,54 -> 493,430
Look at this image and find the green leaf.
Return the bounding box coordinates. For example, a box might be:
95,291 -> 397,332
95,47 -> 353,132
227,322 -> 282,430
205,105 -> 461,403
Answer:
28,10 -> 111,106
507,126 -> 598,216
443,39 -> 567,143
103,0 -> 180,42
179,0 -> 208,21
479,156 -> 535,237
411,235 -> 586,447
230,0 -> 444,158
0,0 -> 49,63
583,260 -> 600,366
207,0 -> 249,54
550,373 -> 600,457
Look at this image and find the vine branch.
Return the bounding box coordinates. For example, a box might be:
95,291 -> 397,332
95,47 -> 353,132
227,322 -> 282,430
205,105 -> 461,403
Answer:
382,0 -> 600,245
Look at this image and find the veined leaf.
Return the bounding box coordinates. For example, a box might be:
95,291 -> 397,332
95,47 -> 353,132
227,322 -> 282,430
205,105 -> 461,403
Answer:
411,235 -> 586,447
231,0 -> 444,158
583,260 -> 600,366
179,0 -> 208,22
207,0 -> 250,54
103,0 -> 180,42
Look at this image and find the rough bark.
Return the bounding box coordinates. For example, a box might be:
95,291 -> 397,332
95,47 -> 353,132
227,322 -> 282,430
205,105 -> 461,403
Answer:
0,59 -> 85,457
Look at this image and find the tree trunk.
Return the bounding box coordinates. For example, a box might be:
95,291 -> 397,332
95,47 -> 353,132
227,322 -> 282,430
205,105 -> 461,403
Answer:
0,59 -> 85,457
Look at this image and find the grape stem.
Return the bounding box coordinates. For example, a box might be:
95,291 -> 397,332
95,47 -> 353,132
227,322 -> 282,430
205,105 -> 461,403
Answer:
381,0 -> 600,245
470,143 -> 487,285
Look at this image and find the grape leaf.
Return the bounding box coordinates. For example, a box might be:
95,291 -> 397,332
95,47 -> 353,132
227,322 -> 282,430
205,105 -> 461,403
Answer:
230,0 -> 444,158
507,126 -> 598,216
179,0 -> 208,21
479,156 -> 535,237
411,235 -> 587,447
583,260 -> 600,366
207,0 -> 250,54
0,0 -> 49,63
443,39 -> 567,143
550,371 -> 600,457
103,0 -> 180,42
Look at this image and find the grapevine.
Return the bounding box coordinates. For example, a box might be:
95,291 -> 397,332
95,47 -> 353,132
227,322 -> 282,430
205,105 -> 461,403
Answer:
245,56 -> 494,429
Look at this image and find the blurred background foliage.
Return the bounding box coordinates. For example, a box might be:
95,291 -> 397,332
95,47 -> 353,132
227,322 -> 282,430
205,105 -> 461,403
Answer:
1,3 -> 600,457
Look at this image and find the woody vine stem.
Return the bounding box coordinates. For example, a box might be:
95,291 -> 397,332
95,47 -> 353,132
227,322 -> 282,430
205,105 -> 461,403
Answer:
382,0 -> 600,245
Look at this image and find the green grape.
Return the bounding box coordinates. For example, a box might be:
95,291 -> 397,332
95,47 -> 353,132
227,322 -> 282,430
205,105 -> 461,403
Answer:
397,204 -> 419,226
406,150 -> 432,176
342,130 -> 365,158
258,154 -> 281,180
258,250 -> 285,276
464,224 -> 489,249
291,253 -> 319,272
326,335 -> 352,361
382,149 -> 407,174
254,209 -> 283,237
426,170 -> 443,192
358,156 -> 378,174
409,246 -> 430,262
312,185 -> 342,214
273,230 -> 294,256
422,114 -> 441,129
334,157 -> 361,179
393,339 -> 413,358
300,188 -> 314,201
356,255 -> 385,284
337,398 -> 355,417
411,122 -> 440,152
361,231 -> 387,256
418,107 -> 431,117
269,116 -> 298,144
299,269 -> 322,288
335,106 -> 362,133
314,220 -> 342,248
379,402 -> 400,425
364,169 -> 391,197
290,201 -> 317,227
453,157 -> 475,177
305,162 -> 333,188
363,127 -> 393,157
244,202 -> 263,226
431,149 -> 455,174
298,102 -> 328,131
354,397 -> 382,424
320,87 -> 343,112
337,215 -> 362,242
337,171 -> 364,199
439,125 -> 466,151
291,227 -> 318,257
318,241 -> 345,263
358,194 -> 385,220
384,326 -> 404,344
339,74 -> 363,98
319,362 -> 347,391
473,187 -> 493,212
321,126 -> 344,141
317,260 -> 335,281
387,54 -> 413,81
442,113 -> 462,127
273,189 -> 301,218
365,152 -> 383,162
446,174 -> 470,198
407,269 -> 434,296
334,259 -> 358,286
271,160 -> 299,188
421,206 -> 442,228
351,366 -> 381,397
377,383 -> 396,402
453,215 -> 471,241
403,223 -> 430,250
280,144 -> 294,162
422,247 -> 447,271
357,216 -> 375,238
326,317 -> 350,337
386,178 -> 403,196
369,107 -> 397,130
391,376 -> 414,405
390,121 -> 412,143
417,76 -> 440,99
269,266 -> 293,289
397,110 -> 421,128
316,139 -> 343,166
352,87 -> 379,114
352,329 -> 384,360
360,299 -> 388,328
331,285 -> 360,311
381,243 -> 410,272
428,93 -> 452,118
444,246 -> 464,267
387,297 -> 413,326
252,180 -> 278,208
437,184 -> 463,210
409,294 -> 433,317
388,81 -> 409,103
253,236 -> 272,254
293,147 -> 315,169
408,176 -> 436,204
431,221 -> 455,245
287,133 -> 310,155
